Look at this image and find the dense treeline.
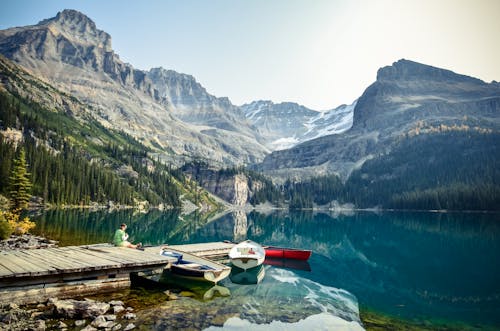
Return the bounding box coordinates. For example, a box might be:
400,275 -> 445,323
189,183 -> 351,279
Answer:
0,92 -> 181,207
252,132 -> 500,211
346,132 -> 499,210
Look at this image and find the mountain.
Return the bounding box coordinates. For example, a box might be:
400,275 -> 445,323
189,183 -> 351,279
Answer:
259,60 -> 500,185
0,9 -> 362,164
0,55 -> 224,211
241,100 -> 355,150
147,68 -> 251,133
0,9 -> 267,166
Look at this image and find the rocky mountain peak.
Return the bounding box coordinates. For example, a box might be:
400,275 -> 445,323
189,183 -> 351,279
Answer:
377,59 -> 483,84
38,9 -> 112,51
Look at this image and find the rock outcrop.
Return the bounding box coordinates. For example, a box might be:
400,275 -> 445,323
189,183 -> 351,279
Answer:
183,166 -> 264,206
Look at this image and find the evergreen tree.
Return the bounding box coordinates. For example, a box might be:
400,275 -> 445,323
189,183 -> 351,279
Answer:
8,147 -> 32,210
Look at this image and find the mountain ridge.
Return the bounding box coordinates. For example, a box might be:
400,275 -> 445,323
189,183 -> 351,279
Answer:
259,59 -> 500,181
0,9 -> 357,162
0,9 -> 270,165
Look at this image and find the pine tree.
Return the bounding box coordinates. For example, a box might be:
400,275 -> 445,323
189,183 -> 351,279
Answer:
8,147 -> 32,211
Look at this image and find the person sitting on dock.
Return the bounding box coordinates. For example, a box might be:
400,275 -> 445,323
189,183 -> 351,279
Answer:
113,223 -> 141,249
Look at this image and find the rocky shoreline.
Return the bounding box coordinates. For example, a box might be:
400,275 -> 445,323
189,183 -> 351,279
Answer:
0,234 -> 59,251
0,298 -> 137,331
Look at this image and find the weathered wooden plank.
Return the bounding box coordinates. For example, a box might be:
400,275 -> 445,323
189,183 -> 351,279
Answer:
30,249 -> 89,269
0,255 -> 35,277
89,247 -> 170,265
73,248 -> 147,266
76,247 -> 167,266
168,242 -> 234,255
0,265 -> 13,277
1,252 -> 50,274
54,246 -> 169,271
71,248 -> 148,266
67,248 -> 126,267
31,249 -> 92,272
55,247 -> 123,269
9,251 -> 58,274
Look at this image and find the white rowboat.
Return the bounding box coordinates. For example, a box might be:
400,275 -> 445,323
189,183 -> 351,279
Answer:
229,240 -> 265,271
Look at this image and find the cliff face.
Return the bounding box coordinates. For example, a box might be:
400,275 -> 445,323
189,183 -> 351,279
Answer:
184,166 -> 263,206
202,173 -> 261,206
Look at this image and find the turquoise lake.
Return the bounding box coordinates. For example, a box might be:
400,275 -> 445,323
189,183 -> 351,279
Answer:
30,209 -> 500,330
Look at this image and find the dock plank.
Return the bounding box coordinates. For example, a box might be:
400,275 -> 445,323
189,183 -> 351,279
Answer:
0,254 -> 36,276
56,247 -> 124,269
0,264 -> 12,277
30,249 -> 92,271
86,247 -> 169,265
75,248 -> 150,266
66,248 -> 125,268
9,251 -> 58,274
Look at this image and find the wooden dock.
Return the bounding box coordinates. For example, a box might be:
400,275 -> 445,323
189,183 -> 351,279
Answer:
0,241 -> 235,304
147,241 -> 235,259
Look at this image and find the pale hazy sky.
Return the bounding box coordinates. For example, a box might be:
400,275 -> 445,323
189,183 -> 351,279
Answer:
1,0 -> 499,110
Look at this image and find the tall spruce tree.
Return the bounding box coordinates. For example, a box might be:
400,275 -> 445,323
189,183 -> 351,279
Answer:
8,147 -> 32,211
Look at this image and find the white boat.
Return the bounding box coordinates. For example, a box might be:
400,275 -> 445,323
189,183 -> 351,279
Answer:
229,240 -> 265,271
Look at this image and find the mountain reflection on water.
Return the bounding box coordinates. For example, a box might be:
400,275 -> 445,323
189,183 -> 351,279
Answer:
31,209 -> 500,328
204,266 -> 363,330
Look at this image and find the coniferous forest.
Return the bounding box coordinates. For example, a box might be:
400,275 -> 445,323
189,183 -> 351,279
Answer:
250,132 -> 500,211
0,92 -> 182,207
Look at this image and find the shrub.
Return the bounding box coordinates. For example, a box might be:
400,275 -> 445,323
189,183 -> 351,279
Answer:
1,209 -> 35,236
0,211 -> 13,239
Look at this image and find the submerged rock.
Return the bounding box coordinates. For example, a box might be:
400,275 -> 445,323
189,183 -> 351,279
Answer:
123,312 -> 136,320
124,323 -> 136,330
48,298 -> 110,319
75,319 -> 87,326
109,300 -> 125,306
113,305 -> 125,314
81,325 -> 98,331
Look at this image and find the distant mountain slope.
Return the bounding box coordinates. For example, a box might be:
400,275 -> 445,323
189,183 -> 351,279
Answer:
241,100 -> 355,150
259,59 -> 500,181
0,55 -> 222,211
0,9 -> 267,165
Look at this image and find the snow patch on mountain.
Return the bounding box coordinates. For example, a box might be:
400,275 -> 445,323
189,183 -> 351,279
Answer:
304,100 -> 356,141
242,100 -> 356,151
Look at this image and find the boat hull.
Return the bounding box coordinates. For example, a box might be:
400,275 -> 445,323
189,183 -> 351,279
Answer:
264,246 -> 312,260
231,256 -> 264,271
161,248 -> 231,284
229,240 -> 266,271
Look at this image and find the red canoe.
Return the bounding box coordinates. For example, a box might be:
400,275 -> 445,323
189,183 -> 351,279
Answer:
264,246 -> 312,260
